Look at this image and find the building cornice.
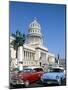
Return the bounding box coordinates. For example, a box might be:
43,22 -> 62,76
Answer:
35,45 -> 48,52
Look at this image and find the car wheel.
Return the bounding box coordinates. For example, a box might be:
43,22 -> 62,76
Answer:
10,83 -> 13,87
24,80 -> 29,87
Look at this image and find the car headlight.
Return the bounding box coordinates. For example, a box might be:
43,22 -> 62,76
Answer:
18,74 -> 23,79
19,74 -> 22,77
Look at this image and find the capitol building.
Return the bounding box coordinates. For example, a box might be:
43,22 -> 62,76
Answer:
10,17 -> 55,70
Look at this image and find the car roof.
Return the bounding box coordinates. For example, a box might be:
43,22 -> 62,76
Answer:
52,66 -> 64,70
24,66 -> 42,70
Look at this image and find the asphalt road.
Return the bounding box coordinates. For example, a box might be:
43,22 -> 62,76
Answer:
10,79 -> 66,89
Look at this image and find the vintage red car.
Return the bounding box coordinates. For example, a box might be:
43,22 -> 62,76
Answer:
10,66 -> 44,87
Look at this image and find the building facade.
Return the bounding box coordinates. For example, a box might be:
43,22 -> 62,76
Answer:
10,18 -> 55,69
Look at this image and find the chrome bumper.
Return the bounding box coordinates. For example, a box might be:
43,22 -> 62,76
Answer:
11,79 -> 24,85
41,79 -> 58,84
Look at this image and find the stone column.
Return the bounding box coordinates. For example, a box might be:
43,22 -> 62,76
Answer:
18,46 -> 24,71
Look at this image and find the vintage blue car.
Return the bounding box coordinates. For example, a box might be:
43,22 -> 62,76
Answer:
41,67 -> 65,85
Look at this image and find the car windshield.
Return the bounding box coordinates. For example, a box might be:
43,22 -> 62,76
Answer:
23,69 -> 32,72
49,68 -> 64,72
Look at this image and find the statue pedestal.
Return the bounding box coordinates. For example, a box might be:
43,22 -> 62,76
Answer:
18,46 -> 24,71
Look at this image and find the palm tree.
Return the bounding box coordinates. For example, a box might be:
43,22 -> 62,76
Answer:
11,30 -> 19,58
11,30 -> 25,70
11,30 -> 25,58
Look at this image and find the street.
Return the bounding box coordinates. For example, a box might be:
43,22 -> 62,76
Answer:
10,79 -> 66,89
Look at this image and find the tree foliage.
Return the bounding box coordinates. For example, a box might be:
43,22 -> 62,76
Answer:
11,30 -> 26,56
11,30 -> 26,49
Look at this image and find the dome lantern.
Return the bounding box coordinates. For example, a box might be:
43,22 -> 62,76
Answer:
29,17 -> 41,30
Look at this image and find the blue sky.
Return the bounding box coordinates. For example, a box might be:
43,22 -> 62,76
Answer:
9,1 -> 66,59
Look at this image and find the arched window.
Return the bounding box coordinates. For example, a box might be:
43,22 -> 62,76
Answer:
33,30 -> 34,32
33,23 -> 34,27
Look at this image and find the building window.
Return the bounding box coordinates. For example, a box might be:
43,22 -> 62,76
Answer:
33,23 -> 34,27
40,62 -> 41,66
33,30 -> 34,32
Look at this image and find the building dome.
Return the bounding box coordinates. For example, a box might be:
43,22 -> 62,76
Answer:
28,17 -> 41,35
29,17 -> 41,30
27,17 -> 43,45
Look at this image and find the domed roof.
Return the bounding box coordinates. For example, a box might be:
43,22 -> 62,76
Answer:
29,17 -> 41,29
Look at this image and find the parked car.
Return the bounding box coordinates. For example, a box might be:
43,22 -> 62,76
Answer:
10,66 -> 44,87
41,67 -> 65,85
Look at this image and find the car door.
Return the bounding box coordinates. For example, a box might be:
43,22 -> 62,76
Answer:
29,68 -> 40,82
26,69 -> 37,82
30,69 -> 38,82
33,68 -> 43,80
36,68 -> 43,78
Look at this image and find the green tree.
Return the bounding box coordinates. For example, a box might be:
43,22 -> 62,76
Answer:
11,30 -> 25,58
